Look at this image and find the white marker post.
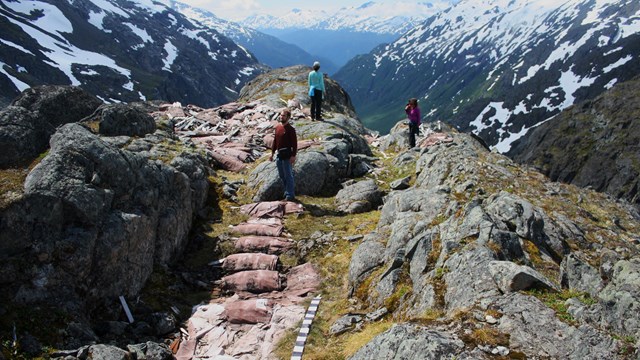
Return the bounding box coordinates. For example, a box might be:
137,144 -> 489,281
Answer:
119,295 -> 134,323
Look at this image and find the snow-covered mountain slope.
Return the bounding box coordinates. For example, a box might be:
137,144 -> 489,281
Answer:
242,1 -> 457,35
334,0 -> 640,151
168,1 -> 317,69
0,0 -> 262,108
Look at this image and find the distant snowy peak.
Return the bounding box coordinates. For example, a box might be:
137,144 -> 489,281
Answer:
241,0 -> 456,34
243,8 -> 329,31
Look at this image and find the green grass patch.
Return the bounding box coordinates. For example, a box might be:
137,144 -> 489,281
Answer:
525,289 -> 596,325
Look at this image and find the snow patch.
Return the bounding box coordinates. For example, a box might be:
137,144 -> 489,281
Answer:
88,0 -> 129,18
3,11 -> 131,86
239,67 -> 255,76
603,55 -> 633,73
162,40 -> 178,72
557,68 -> 597,107
0,61 -> 30,91
604,78 -> 618,89
8,0 -> 73,33
79,69 -> 99,76
0,39 -> 35,56
124,23 -> 154,44
88,10 -> 108,32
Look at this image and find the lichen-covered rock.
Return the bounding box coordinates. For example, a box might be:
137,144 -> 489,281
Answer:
86,344 -> 129,360
330,314 -> 363,335
494,293 -> 620,359
335,179 -> 383,214
560,253 -> 604,297
596,259 -> 640,339
349,234 -> 386,293
1,111 -> 210,336
95,103 -> 156,137
348,324 -> 468,360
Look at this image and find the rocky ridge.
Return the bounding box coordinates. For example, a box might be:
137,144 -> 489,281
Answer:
345,124 -> 640,359
1,65 -> 640,359
0,66 -> 376,358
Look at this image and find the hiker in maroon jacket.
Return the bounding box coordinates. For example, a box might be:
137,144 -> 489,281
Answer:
269,108 -> 297,201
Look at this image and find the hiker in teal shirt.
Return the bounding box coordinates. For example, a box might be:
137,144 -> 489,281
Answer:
308,61 -> 325,121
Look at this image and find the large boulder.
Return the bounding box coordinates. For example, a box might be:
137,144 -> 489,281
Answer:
0,106 -> 54,167
349,324 -> 469,360
335,179 -> 384,214
560,253 -> 604,297
0,86 -> 102,167
95,103 -> 156,137
11,85 -> 103,127
488,261 -> 557,293
249,122 -> 373,201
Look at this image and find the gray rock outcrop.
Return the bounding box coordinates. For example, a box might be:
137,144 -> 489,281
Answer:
0,86 -> 102,167
0,106 -> 54,167
11,85 -> 103,128
1,104 -> 210,337
238,65 -> 357,119
349,324 -> 469,360
347,130 -> 640,358
335,179 -> 383,214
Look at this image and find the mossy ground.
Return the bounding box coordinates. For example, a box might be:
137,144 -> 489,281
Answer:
0,152 -> 48,209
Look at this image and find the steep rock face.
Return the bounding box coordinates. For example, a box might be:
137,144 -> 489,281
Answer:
348,130 -> 640,358
509,76 -> 640,209
334,0 -> 640,151
0,101 -> 210,326
0,0 -> 262,108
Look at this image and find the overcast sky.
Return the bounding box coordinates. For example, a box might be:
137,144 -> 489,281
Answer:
177,0 -> 379,21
